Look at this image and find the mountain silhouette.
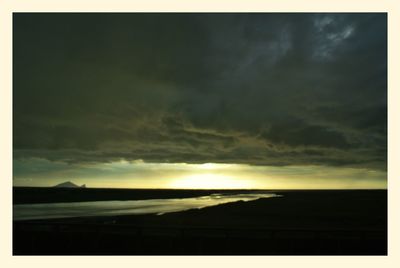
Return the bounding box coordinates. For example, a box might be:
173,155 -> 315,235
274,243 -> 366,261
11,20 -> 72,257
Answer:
54,181 -> 86,188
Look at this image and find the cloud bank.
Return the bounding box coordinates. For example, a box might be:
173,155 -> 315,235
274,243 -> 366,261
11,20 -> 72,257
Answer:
13,13 -> 387,170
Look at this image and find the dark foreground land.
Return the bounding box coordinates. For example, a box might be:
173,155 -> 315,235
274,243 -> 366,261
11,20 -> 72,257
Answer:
13,188 -> 387,255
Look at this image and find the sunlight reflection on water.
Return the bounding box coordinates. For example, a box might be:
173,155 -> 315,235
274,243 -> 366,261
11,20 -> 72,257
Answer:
13,193 -> 281,220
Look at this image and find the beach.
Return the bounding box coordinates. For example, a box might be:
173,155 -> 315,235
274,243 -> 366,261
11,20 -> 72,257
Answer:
13,188 -> 387,255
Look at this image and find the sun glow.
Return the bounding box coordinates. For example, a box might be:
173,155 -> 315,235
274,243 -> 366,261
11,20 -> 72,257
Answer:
169,173 -> 254,189
197,163 -> 219,170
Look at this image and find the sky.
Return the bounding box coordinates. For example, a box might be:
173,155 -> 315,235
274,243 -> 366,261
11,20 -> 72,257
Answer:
13,13 -> 387,189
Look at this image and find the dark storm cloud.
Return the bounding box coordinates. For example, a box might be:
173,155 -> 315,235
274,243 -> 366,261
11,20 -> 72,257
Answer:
13,13 -> 387,170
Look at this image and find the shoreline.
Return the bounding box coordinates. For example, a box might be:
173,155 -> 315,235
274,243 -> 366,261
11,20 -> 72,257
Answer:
13,187 -> 386,204
13,190 -> 387,254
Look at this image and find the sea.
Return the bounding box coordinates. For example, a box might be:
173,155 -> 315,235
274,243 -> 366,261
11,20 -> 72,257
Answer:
13,193 -> 280,221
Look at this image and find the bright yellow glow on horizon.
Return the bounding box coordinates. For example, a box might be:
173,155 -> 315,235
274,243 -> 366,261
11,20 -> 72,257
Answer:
197,163 -> 220,170
13,158 -> 387,189
169,173 -> 254,189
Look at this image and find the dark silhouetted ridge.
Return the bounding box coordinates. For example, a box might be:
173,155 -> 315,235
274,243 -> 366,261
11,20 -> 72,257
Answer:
53,181 -> 85,188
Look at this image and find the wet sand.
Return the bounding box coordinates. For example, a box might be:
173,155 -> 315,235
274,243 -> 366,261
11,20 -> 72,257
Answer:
13,189 -> 387,255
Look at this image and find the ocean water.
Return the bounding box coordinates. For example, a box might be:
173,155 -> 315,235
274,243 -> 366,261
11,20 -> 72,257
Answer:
13,193 -> 280,221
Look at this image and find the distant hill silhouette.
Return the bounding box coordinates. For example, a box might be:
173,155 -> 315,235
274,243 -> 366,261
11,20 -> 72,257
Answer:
54,181 -> 86,188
